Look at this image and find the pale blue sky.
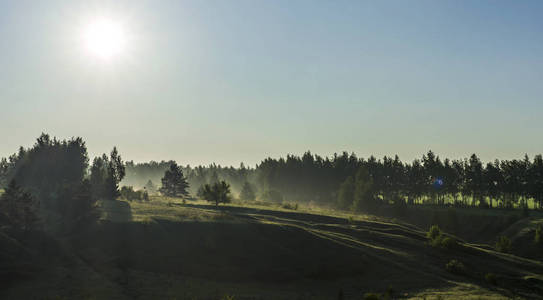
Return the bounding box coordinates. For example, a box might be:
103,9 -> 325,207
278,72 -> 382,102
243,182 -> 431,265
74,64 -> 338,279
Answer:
1,0 -> 542,166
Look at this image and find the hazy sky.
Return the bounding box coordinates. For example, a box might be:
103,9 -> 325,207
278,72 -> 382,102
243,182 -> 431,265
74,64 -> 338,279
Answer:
1,0 -> 542,166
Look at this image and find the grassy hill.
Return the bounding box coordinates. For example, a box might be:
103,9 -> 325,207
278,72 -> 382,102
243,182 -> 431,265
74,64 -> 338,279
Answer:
2,197 -> 543,299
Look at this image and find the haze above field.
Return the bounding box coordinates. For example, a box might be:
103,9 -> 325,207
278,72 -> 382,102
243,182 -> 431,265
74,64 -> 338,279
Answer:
1,0 -> 542,166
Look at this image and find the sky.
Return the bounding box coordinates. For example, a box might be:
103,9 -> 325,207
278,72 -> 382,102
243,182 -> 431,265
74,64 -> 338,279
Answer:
0,0 -> 542,167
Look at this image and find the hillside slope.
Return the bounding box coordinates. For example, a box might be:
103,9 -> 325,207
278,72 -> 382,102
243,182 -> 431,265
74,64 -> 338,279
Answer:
2,200 -> 543,299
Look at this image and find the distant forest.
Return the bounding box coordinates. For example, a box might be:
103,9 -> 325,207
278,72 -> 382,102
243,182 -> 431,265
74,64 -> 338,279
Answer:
2,134 -> 543,213
121,151 -> 543,211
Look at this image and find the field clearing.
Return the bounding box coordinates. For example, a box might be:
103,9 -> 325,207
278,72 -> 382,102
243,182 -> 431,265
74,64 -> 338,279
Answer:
123,196 -> 399,224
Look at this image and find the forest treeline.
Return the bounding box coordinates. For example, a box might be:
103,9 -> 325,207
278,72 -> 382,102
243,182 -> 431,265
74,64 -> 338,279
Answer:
2,134 -> 543,223
121,151 -> 543,211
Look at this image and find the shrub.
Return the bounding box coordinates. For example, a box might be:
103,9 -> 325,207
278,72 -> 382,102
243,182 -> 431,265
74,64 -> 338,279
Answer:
495,235 -> 512,253
445,259 -> 466,275
439,236 -> 458,249
120,186 -> 146,201
485,273 -> 497,285
535,224 -> 542,244
427,224 -> 441,240
427,225 -> 459,249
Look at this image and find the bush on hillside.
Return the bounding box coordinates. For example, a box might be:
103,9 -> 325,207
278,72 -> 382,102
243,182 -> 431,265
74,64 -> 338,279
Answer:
427,224 -> 459,249
427,224 -> 441,240
445,259 -> 466,275
439,236 -> 458,249
495,235 -> 512,253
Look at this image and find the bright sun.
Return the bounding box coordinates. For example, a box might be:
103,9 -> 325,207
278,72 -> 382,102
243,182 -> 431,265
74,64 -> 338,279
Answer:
83,18 -> 126,59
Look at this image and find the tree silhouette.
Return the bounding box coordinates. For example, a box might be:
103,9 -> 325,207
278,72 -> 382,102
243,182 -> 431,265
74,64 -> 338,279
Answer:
89,147 -> 126,200
160,163 -> 189,198
199,181 -> 231,206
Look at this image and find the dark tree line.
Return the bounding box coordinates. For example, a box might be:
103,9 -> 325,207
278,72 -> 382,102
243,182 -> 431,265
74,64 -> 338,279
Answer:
122,161 -> 253,196
75,148 -> 543,211
256,151 -> 543,210
0,134 -> 126,231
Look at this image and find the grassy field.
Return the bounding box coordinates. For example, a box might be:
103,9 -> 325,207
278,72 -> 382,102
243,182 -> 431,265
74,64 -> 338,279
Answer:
2,196 -> 543,299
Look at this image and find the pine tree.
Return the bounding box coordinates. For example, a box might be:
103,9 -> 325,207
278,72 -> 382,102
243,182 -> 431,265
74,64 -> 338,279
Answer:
106,147 -> 125,199
199,181 -> 231,206
160,163 -> 189,197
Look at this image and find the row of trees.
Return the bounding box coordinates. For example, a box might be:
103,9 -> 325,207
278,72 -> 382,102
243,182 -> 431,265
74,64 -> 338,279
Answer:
10,137 -> 538,213
115,150 -> 543,210
157,162 -> 233,206
122,160 -> 251,196
258,151 -> 543,210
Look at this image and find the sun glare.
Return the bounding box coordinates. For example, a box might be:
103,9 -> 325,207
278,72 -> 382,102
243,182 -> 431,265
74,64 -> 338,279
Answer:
83,18 -> 126,60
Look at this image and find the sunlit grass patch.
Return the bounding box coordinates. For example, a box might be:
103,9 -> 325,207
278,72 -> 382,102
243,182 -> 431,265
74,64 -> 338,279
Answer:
126,197 -> 241,223
411,280 -> 512,299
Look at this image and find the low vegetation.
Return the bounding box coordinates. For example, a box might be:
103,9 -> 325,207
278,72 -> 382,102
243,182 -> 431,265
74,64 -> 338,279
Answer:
119,186 -> 149,202
495,235 -> 512,253
445,259 -> 466,275
427,225 -> 459,249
